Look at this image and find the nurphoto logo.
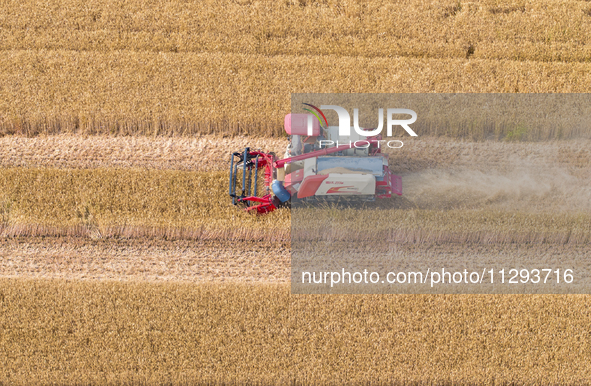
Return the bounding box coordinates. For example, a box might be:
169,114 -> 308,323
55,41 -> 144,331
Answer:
303,103 -> 418,149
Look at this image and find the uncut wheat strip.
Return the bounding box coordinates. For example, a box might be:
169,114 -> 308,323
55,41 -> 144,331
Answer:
2,51 -> 591,137
0,168 -> 291,238
0,279 -> 291,384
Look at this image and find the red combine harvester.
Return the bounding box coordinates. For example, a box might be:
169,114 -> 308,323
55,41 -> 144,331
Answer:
229,114 -> 402,214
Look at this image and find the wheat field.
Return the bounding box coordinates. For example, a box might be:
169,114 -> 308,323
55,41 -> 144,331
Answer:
1,279 -> 591,384
4,0 -> 591,61
2,0 -> 591,137
3,0 -> 591,383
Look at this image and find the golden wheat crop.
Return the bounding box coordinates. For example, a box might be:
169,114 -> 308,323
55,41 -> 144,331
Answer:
2,0 -> 591,138
0,279 -> 590,384
2,0 -> 590,61
2,51 -> 591,138
0,168 -> 290,240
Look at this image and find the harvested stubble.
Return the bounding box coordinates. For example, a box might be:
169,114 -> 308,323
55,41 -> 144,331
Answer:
1,279 -> 591,384
2,238 -> 590,287
0,238 -> 291,282
2,135 -> 591,175
0,134 -> 287,171
292,207 -> 591,245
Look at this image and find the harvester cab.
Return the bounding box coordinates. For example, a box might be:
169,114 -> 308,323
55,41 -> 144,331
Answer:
229,114 -> 402,214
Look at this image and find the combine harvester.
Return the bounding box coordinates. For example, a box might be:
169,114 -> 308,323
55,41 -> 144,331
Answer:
229,114 -> 402,214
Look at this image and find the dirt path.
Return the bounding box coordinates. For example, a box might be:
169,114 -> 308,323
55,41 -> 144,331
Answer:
0,238 -> 290,282
0,135 -> 286,171
3,135 -> 590,174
